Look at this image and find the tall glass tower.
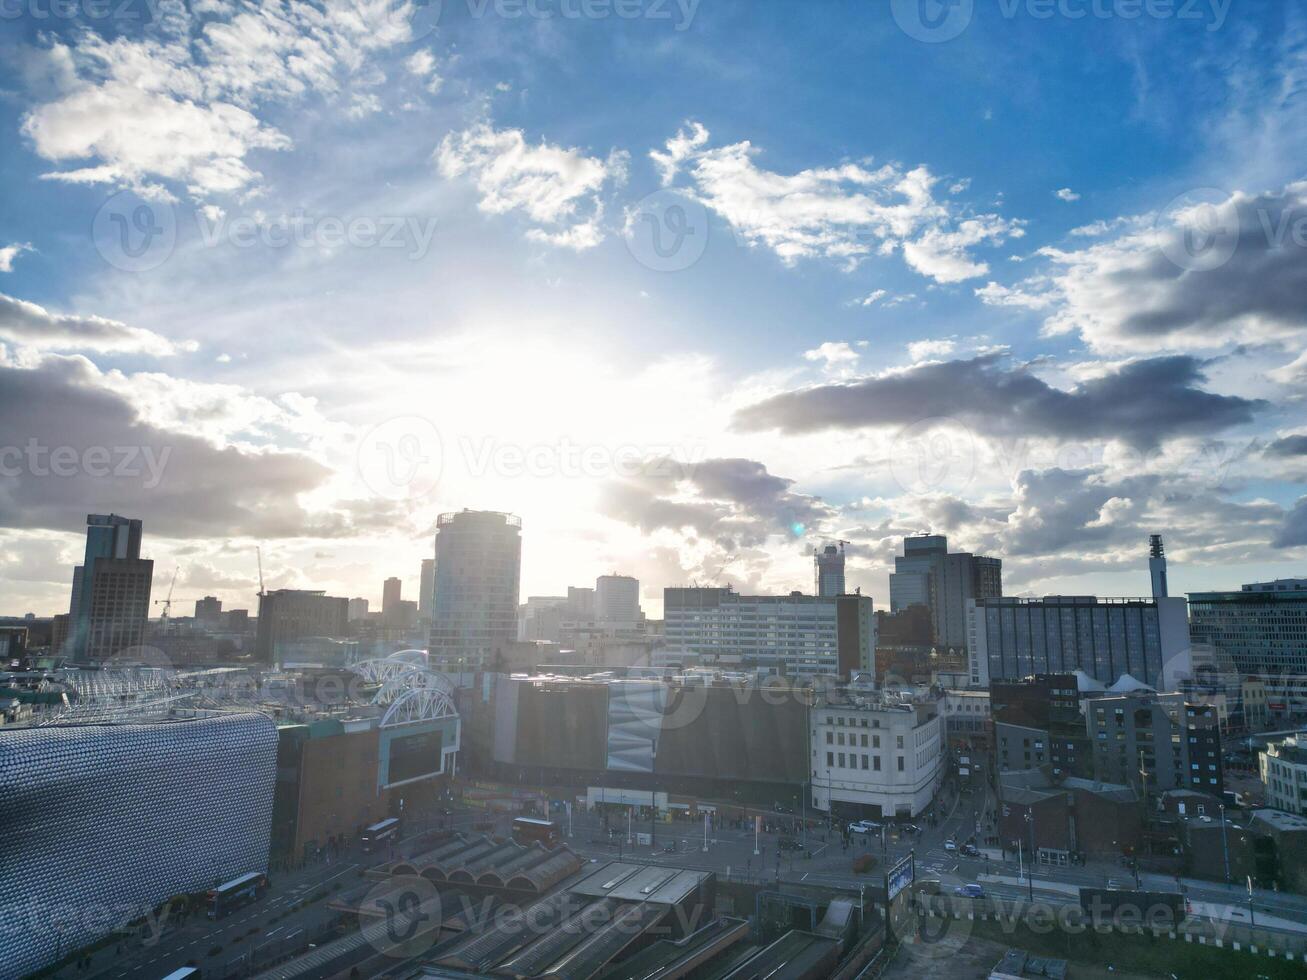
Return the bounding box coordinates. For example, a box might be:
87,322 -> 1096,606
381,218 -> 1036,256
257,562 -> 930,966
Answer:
428,510 -> 522,672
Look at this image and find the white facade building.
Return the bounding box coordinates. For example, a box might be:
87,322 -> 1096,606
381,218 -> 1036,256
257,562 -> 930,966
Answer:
1261,736 -> 1307,816
596,574 -> 642,628
810,692 -> 944,819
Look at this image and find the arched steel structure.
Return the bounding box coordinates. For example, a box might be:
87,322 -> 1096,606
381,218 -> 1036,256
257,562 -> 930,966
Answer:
372,666 -> 456,705
387,649 -> 429,667
347,657 -> 419,687
380,686 -> 458,728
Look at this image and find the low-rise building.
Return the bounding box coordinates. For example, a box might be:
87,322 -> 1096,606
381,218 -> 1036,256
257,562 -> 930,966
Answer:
1261,735 -> 1307,815
997,770 -> 1140,864
810,690 -> 944,820
941,689 -> 990,747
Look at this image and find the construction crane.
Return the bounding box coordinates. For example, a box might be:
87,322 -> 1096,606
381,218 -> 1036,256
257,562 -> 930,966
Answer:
154,567 -> 178,624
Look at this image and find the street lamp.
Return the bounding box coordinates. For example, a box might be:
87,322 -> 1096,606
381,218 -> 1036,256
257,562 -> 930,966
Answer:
1024,810 -> 1035,901
1219,804 -> 1231,884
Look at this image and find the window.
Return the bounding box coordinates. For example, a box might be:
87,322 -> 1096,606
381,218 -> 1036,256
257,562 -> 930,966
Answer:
897,757 -> 905,771
874,756 -> 881,771
860,734 -> 868,747
873,735 -> 881,748
838,753 -> 846,767
896,735 -> 904,749
826,732 -> 833,745
827,752 -> 833,766
862,755 -> 869,769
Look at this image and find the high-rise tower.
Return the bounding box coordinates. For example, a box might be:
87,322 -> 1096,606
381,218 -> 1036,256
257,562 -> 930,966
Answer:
1149,534 -> 1169,599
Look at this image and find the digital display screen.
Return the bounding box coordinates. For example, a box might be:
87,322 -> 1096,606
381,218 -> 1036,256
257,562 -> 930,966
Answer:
387,730 -> 443,784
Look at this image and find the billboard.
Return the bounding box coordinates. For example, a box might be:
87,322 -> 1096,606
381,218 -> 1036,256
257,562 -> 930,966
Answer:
378,717 -> 458,788
886,854 -> 914,901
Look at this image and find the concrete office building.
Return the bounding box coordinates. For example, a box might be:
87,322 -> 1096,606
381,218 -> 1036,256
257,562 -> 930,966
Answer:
810,690 -> 944,820
68,514 -> 153,662
1262,736 -> 1307,816
0,712 -> 277,977
255,589 -> 349,664
663,587 -> 876,677
382,576 -> 403,621
428,510 -> 522,671
1085,692 -> 1223,798
966,594 -> 1191,690
1188,581 -> 1307,702
814,542 -> 846,598
347,597 -> 369,621
888,535 -> 1001,650
596,574 -> 641,628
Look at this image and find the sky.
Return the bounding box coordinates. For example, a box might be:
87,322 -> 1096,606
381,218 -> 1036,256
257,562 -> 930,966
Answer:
0,0 -> 1305,619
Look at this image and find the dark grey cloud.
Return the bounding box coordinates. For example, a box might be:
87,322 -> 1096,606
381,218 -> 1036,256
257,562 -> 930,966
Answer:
734,353 -> 1264,450
0,356 -> 353,539
1274,497 -> 1307,549
1267,435 -> 1307,457
598,456 -> 832,550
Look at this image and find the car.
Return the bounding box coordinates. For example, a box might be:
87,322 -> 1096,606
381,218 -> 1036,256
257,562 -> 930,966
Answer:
848,821 -> 879,835
954,883 -> 984,898
778,837 -> 805,852
900,823 -> 921,835
961,843 -> 980,857
944,839 -> 957,852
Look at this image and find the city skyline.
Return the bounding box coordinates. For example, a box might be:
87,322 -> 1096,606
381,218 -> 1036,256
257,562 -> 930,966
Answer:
1,3 -> 1306,619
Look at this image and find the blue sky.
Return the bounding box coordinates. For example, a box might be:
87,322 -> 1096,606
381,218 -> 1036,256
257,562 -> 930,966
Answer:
0,0 -> 1304,618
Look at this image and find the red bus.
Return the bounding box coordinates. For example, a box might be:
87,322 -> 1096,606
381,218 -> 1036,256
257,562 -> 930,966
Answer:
512,817 -> 561,847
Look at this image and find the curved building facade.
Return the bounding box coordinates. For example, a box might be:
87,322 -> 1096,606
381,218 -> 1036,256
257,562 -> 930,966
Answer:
0,712 -> 277,978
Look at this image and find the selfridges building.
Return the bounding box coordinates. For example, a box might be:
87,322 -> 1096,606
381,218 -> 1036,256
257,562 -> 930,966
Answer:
0,712 -> 277,978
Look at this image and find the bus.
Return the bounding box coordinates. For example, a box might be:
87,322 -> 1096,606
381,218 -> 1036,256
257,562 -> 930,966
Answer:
206,872 -> 269,919
360,817 -> 401,852
160,969 -> 201,980
512,817 -> 561,847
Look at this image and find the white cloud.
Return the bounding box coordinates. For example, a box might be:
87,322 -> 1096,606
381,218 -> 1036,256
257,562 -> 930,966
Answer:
404,49 -> 442,93
974,280 -> 1057,311
652,122 -> 1023,281
0,292 -> 190,356
437,123 -> 629,250
856,289 -> 887,306
0,244 -> 33,273
20,2 -> 415,198
907,339 -> 956,361
1055,187 -> 1081,202
804,341 -> 860,370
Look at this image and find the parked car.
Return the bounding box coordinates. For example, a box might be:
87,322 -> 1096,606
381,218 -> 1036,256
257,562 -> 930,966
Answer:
778,836 -> 805,852
955,883 -> 984,898
944,839 -> 958,852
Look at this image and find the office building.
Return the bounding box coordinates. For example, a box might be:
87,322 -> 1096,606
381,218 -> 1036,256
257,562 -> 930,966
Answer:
888,535 -> 1001,649
1262,736 -> 1307,816
810,690 -> 944,820
383,576 -> 402,618
1188,580 -> 1307,683
255,589 -> 349,663
68,514 -> 153,661
347,597 -> 370,621
814,542 -> 846,597
428,510 -> 522,671
1084,692 -> 1223,798
966,594 -> 1191,689
940,689 -> 991,747
194,595 -> 222,625
419,558 -> 435,620
596,574 -> 641,628
991,673 -> 1090,778
663,587 -> 876,677
0,712 -> 277,977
